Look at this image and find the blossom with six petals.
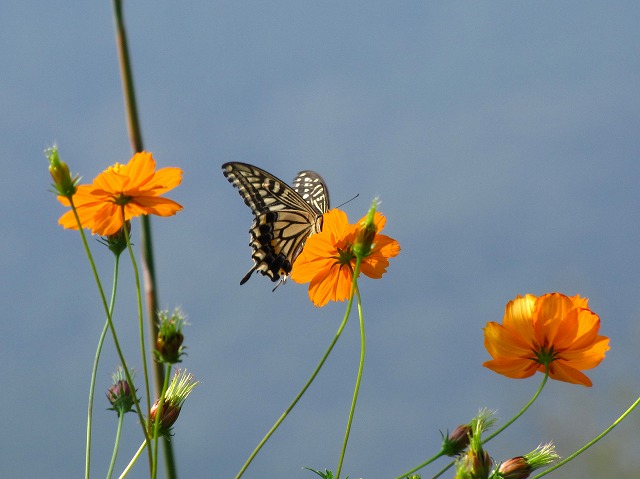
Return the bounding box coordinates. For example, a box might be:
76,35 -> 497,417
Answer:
291,208 -> 400,307
57,151 -> 183,236
483,293 -> 609,387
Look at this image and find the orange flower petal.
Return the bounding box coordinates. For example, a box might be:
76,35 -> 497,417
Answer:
502,295 -> 537,343
131,196 -> 183,216
483,292 -> 609,387
56,152 -> 182,236
483,322 -> 534,359
308,263 -> 353,307
547,361 -> 593,387
148,167 -> 184,192
482,358 -> 538,379
291,207 -> 399,307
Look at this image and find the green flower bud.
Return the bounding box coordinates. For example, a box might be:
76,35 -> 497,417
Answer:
46,146 -> 78,198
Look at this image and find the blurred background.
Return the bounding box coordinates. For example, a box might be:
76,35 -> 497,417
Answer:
2,1 -> 640,477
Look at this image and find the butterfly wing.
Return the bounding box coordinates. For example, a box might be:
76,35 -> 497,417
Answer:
293,170 -> 330,215
222,162 -> 330,285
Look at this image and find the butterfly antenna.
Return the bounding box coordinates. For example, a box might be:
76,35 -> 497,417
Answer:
336,193 -> 359,209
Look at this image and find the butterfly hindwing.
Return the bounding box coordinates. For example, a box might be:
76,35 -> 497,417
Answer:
222,162 -> 330,286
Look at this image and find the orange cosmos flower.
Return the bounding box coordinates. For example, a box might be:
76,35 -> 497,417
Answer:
483,293 -> 610,387
57,151 -> 183,236
291,208 -> 400,307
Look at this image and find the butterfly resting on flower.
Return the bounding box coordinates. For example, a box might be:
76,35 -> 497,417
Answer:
222,162 -> 330,287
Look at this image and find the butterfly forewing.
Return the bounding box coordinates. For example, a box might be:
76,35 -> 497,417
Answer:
293,170 -> 330,215
222,162 -> 330,286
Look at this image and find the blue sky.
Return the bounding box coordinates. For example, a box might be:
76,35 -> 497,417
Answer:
2,2 -> 640,478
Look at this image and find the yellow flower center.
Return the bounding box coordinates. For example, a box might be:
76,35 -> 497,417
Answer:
105,163 -> 125,174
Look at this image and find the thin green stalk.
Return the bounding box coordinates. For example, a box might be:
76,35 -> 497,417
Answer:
152,365 -> 173,479
112,1 -> 175,474
69,199 -> 149,445
336,259 -> 364,479
483,370 -> 549,444
233,282 -> 358,479
85,256 -> 121,479
429,463 -> 450,479
107,408 -> 126,479
531,394 -> 640,478
118,441 -> 148,479
397,371 -> 550,479
123,216 -> 152,418
392,451 -> 446,479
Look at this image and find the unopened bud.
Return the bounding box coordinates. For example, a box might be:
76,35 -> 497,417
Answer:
46,146 -> 78,198
353,198 -> 379,259
442,424 -> 473,456
148,369 -> 198,437
106,367 -> 136,416
154,308 -> 187,364
498,457 -> 530,479
149,399 -> 182,437
100,220 -> 130,256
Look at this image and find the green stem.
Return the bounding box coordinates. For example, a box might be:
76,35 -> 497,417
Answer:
233,280 -> 358,479
69,199 -> 149,446
401,371 -> 550,479
107,409 -> 126,479
123,217 -> 152,418
112,1 -> 174,475
118,441 -> 148,479
152,365 -> 173,479
484,370 -> 549,444
85,256 -> 121,479
336,259 -> 364,479
392,451 -> 446,479
429,463 -> 451,479
531,394 -> 640,478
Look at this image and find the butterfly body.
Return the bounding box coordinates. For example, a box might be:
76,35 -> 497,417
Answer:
222,162 -> 330,286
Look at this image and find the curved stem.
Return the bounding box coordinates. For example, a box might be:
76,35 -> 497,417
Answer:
107,409 -> 126,479
69,199 -> 149,446
531,394 -> 640,478
392,451 -> 446,479
484,370 -> 549,444
429,462 -> 452,479
118,441 -> 148,479
233,281 -> 358,479
336,259 -> 364,479
123,216 -> 152,418
85,256 -> 121,479
401,371 -> 549,479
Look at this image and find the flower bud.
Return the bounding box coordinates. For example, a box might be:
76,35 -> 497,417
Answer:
46,146 -> 78,198
455,447 -> 492,479
353,198 -> 379,259
469,448 -> 492,479
497,443 -> 559,478
149,399 -> 182,437
442,424 -> 473,456
148,369 -> 198,437
154,308 -> 187,364
99,220 -> 130,256
498,457 -> 530,479
106,367 -> 136,416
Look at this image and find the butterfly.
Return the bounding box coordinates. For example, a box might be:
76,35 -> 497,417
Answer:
222,162 -> 330,286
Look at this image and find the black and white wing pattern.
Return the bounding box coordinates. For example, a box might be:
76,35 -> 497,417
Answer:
222,162 -> 330,286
